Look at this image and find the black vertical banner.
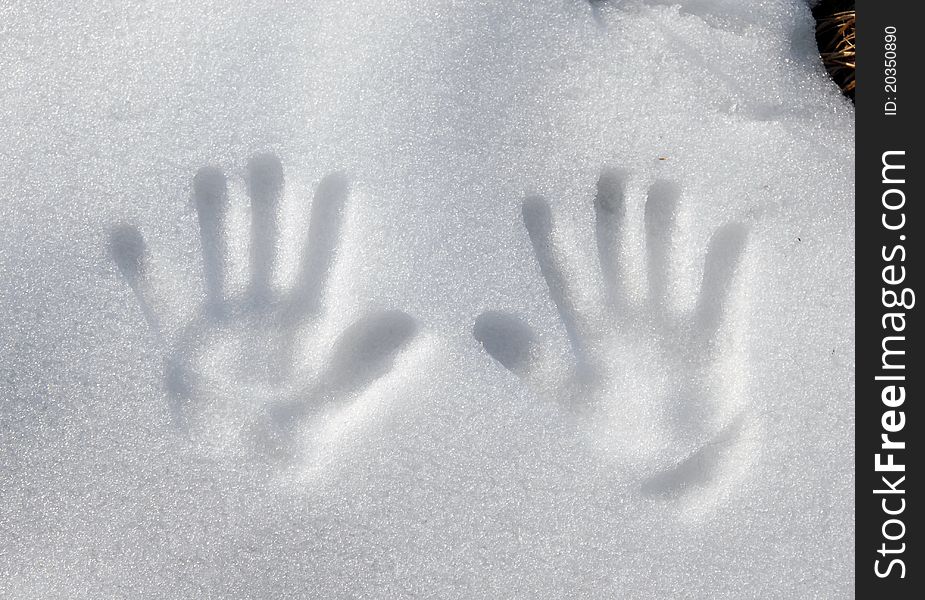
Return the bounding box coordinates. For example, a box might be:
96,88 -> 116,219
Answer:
856,1 -> 921,596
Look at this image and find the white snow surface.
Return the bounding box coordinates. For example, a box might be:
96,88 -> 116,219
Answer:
1,0 -> 854,598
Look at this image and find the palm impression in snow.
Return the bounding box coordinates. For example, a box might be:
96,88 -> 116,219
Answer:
108,154 -> 418,463
475,168 -> 753,501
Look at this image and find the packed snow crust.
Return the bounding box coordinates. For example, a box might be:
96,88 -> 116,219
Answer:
1,0 -> 854,597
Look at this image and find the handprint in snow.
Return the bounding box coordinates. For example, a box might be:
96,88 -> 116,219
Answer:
475,168 -> 752,498
109,154 -> 417,462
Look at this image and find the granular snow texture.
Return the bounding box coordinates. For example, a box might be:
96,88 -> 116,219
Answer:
0,1 -> 854,598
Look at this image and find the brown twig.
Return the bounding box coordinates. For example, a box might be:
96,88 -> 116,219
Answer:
815,9 -> 855,97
